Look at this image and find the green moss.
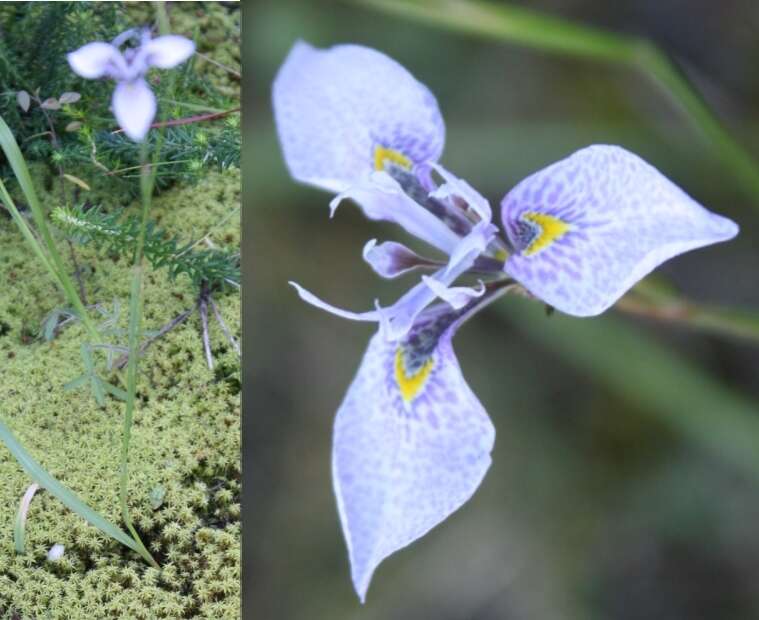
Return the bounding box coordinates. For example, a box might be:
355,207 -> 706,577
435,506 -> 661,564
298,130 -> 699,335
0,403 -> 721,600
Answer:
126,1 -> 240,97
0,168 -> 240,618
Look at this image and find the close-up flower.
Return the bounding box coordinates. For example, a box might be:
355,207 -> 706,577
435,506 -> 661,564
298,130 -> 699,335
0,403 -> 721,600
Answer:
67,28 -> 195,141
272,41 -> 739,601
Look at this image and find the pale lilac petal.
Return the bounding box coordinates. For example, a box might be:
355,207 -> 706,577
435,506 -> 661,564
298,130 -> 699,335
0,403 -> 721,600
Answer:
292,254 -> 473,341
333,307 -> 494,601
445,221 -> 497,276
501,145 -> 739,316
111,28 -> 139,49
67,42 -> 124,80
293,211 -> 492,340
429,163 -> 492,223
330,171 -> 460,255
272,41 -> 445,194
363,195 -> 494,338
143,35 -> 195,69
422,276 -> 485,310
289,281 -> 380,323
362,240 -> 440,279
380,251 -> 481,341
112,78 -> 156,141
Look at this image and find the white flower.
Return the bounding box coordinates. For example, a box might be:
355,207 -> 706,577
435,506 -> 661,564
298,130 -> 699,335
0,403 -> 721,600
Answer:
67,28 -> 195,141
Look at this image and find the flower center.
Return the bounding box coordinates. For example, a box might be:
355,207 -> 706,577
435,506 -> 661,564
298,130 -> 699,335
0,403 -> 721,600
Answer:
394,347 -> 434,402
374,146 -> 412,172
519,212 -> 571,256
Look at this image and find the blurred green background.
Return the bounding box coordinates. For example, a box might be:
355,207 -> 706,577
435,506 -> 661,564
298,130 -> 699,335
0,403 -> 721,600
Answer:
245,1 -> 759,618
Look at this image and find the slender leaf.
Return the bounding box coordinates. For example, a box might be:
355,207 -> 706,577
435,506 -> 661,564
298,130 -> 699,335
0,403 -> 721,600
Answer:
62,375 -> 88,391
0,417 -> 141,553
104,383 -> 129,402
499,297 -> 759,478
355,0 -> 759,202
0,114 -> 101,342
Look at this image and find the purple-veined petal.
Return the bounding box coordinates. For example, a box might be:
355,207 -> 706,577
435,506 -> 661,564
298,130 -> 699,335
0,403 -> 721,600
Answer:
422,276 -> 485,310
382,218 -> 495,339
289,259 -> 467,340
272,41 -> 445,194
112,78 -> 156,141
429,163 -> 492,223
143,34 -> 195,69
291,257 -> 473,341
362,239 -> 441,279
381,265 -> 470,340
293,216 -> 493,340
330,171 -> 461,255
501,145 -> 739,316
333,304 -> 494,601
67,42 -> 125,80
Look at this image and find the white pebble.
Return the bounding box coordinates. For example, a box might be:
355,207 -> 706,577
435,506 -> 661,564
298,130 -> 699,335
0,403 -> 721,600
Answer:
46,543 -> 65,561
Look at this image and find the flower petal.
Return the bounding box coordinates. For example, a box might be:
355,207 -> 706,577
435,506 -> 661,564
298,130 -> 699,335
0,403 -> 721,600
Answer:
333,305 -> 494,601
272,41 -> 445,193
67,42 -> 124,79
112,78 -> 156,141
422,276 -> 485,310
143,35 -> 195,69
330,171 -> 461,255
293,215 -> 493,341
290,258 -> 469,340
429,163 -> 492,223
362,239 -> 441,279
501,145 -> 739,316
289,281 -> 380,323
445,221 -> 496,276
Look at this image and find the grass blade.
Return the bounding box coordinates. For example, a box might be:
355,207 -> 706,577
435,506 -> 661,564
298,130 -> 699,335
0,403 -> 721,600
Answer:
0,114 -> 101,342
499,297 -> 759,478
355,0 -> 759,202
0,417 -> 142,554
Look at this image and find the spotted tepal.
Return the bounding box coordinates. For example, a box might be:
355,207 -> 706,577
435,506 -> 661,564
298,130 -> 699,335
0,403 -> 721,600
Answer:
272,41 -> 738,602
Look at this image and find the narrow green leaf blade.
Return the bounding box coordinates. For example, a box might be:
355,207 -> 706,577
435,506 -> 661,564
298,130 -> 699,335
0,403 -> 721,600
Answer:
0,114 -> 43,217
104,382 -> 129,402
62,375 -> 89,391
500,297 -> 759,477
0,417 -> 140,553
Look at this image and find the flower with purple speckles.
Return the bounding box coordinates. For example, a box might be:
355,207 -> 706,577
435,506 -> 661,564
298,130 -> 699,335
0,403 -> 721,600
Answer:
272,41 -> 739,602
67,28 -> 194,141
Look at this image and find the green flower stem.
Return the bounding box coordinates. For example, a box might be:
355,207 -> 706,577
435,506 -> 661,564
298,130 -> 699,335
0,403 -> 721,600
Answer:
117,2 -> 174,569
118,142 -> 158,569
355,0 -> 759,202
617,289 -> 759,344
0,115 -> 101,342
155,0 -> 170,37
